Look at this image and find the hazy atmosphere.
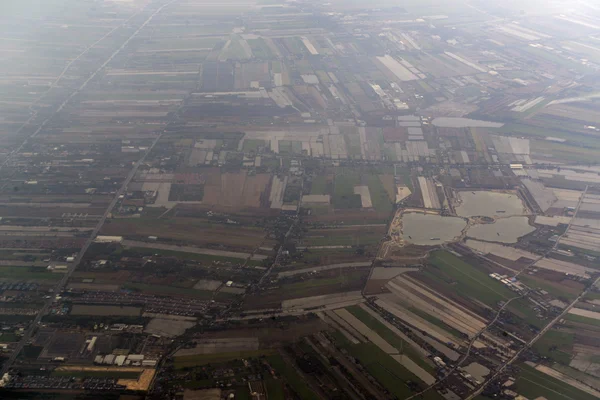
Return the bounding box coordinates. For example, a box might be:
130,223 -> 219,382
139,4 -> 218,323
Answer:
0,0 -> 600,399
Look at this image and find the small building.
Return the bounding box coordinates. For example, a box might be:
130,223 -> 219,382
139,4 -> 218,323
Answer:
86,336 -> 97,352
94,236 -> 123,244
142,359 -> 157,367
127,354 -> 144,362
103,354 -> 116,365
115,355 -> 127,366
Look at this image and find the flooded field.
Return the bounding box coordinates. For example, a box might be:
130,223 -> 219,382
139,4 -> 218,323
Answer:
402,212 -> 466,245
466,216 -> 535,243
455,191 -> 527,218
431,118 -> 504,128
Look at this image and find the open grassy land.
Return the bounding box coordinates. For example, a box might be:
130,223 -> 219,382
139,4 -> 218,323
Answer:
519,275 -> 579,301
102,217 -> 265,252
532,140 -> 600,164
506,298 -> 545,329
242,139 -> 267,153
425,251 -> 514,307
499,123 -> 600,149
310,175 -> 329,195
0,266 -> 61,282
565,313 -> 600,328
515,363 -> 598,400
346,305 -> 435,373
303,226 -> 384,247
266,355 -> 318,400
247,38 -> 273,59
126,247 -> 263,266
532,330 -> 574,365
276,269 -> 368,298
175,349 -> 276,369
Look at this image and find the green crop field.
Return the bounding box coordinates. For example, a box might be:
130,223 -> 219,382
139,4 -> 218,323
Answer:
330,332 -> 442,400
346,305 -> 435,374
532,330 -> 574,365
366,174 -> 393,213
266,355 -> 318,400
242,139 -> 267,153
565,313 -> 600,328
425,251 -> 514,307
515,363 -> 598,400
248,38 -> 273,59
332,169 -> 361,209
310,175 -> 329,195
0,266 -> 61,282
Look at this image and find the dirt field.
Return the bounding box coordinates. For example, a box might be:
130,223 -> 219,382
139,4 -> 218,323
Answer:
70,305 -> 141,316
379,174 -> 396,202
242,174 -> 272,208
144,317 -> 195,338
200,170 -> 272,209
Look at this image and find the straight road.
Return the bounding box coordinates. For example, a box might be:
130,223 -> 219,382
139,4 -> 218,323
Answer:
0,132 -> 162,375
0,0 -> 178,375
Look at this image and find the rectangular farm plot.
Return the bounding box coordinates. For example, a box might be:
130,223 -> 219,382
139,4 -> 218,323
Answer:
353,186 -> 373,208
375,55 -> 419,81
102,217 -> 265,252
70,305 -> 141,316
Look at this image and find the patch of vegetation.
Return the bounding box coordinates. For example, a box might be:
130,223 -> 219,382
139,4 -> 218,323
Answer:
265,378 -> 285,400
242,139 -> 267,153
126,247 -> 257,265
168,184 -> 204,202
266,355 -> 318,400
426,251 -> 514,307
515,363 -> 598,400
346,305 -> 435,374
309,175 -> 329,195
248,38 -> 273,59
565,313 -> 600,328
332,339 -> 441,400
408,307 -> 465,339
519,275 -> 578,301
175,350 -> 276,369
20,345 -> 43,360
532,330 -> 574,365
506,298 -> 545,329
332,169 -> 362,209
366,174 -> 393,213
0,266 -> 61,282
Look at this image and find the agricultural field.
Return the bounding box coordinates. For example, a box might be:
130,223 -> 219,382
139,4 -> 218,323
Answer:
423,251 -> 514,308
101,216 -> 267,253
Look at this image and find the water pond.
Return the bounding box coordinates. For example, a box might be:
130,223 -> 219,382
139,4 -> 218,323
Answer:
402,213 -> 467,245
455,191 -> 527,218
466,216 -> 535,244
